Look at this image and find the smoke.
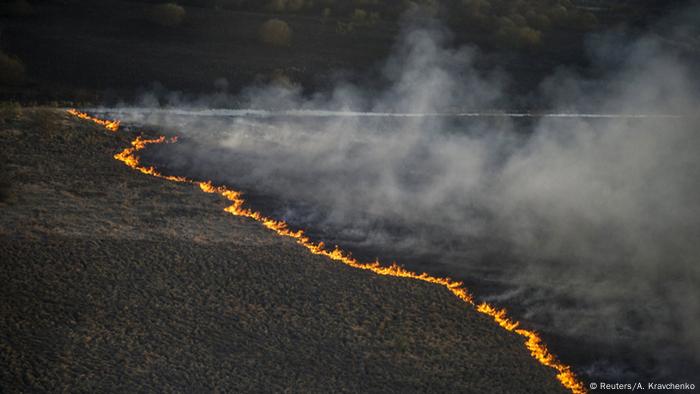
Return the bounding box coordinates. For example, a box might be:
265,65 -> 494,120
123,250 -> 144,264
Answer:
100,6 -> 700,383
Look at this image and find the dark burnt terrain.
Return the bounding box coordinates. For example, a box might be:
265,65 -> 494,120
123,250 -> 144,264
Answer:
0,108 -> 568,392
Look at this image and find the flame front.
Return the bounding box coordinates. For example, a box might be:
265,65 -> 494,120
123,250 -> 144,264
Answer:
70,109 -> 586,394
67,109 -> 121,132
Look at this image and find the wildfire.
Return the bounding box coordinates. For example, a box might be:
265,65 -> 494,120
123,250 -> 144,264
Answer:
113,135 -> 189,182
67,109 -> 121,132
68,109 -> 587,394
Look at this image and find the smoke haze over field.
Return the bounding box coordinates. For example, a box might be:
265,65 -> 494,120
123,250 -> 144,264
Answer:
99,6 -> 700,383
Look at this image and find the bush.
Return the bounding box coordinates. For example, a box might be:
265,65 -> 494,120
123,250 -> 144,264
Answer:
258,19 -> 292,47
148,3 -> 186,27
270,69 -> 296,89
350,8 -> 379,25
0,52 -> 26,86
517,26 -> 542,47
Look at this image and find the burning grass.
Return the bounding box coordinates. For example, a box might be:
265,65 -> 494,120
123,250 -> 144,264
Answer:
67,109 -> 586,393
66,109 -> 120,131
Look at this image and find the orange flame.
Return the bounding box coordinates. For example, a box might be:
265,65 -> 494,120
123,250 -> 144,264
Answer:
67,109 -> 121,132
68,109 -> 587,394
113,135 -> 189,182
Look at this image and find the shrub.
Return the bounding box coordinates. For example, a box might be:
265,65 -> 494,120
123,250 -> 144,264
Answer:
517,26 -> 542,47
350,8 -> 379,25
336,20 -> 354,34
148,3 -> 186,27
270,69 -> 296,89
258,19 -> 292,47
352,8 -> 367,21
0,52 -> 26,86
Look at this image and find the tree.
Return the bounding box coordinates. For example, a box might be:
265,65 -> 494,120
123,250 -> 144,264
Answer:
258,19 -> 293,47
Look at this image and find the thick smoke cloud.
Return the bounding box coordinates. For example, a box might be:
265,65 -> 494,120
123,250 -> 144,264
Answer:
102,6 -> 700,382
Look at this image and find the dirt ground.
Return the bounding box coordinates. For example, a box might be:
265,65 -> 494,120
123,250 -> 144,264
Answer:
0,108 -> 569,392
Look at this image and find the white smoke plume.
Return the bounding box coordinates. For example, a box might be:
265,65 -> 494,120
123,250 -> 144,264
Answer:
94,5 -> 700,382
